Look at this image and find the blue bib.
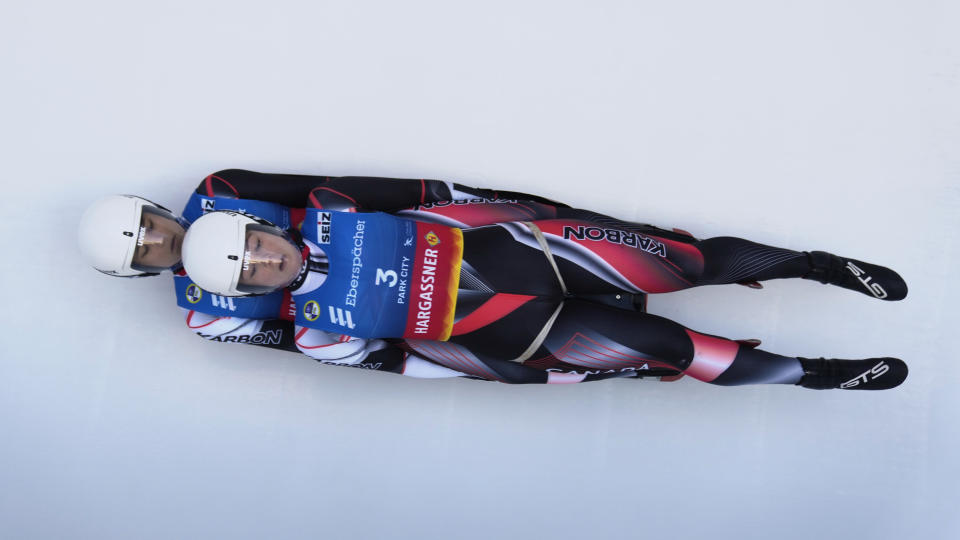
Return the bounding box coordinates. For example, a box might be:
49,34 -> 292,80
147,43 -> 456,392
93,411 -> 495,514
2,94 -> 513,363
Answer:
296,209 -> 463,340
175,194 -> 293,319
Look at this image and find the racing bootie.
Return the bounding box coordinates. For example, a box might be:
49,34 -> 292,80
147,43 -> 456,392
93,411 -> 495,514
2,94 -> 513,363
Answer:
797,357 -> 908,390
802,251 -> 908,301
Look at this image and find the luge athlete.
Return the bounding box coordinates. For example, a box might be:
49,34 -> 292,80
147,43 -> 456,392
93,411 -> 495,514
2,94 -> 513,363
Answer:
77,169 -> 575,370
179,182 -> 909,390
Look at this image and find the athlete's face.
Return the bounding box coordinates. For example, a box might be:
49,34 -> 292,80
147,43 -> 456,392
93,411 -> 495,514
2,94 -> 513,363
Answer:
132,211 -> 185,270
238,229 -> 302,291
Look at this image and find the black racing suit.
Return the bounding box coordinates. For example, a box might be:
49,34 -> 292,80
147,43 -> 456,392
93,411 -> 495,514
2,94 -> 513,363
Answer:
218,171 -> 822,386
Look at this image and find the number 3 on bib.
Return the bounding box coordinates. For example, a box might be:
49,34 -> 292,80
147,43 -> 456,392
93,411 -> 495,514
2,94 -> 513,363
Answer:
376,268 -> 398,287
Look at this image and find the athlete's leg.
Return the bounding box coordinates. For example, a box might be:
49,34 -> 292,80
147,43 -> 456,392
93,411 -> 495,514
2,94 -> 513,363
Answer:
521,299 -> 907,389
522,216 -> 906,300
404,337 -> 642,384
408,294 -> 642,383
408,298 -> 677,384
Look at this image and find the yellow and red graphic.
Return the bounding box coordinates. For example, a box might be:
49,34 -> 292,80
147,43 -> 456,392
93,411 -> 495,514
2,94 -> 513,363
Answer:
402,223 -> 462,340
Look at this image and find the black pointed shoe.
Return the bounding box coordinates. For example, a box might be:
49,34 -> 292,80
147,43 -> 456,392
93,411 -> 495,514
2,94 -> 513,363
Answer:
802,251 -> 908,301
797,357 -> 908,390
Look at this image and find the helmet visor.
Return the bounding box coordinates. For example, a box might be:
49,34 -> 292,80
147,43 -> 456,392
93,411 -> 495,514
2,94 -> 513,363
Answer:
236,224 -> 302,294
130,205 -> 185,273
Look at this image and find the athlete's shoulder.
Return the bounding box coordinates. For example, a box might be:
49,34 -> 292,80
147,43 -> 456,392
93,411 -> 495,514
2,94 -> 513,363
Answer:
195,170 -> 257,198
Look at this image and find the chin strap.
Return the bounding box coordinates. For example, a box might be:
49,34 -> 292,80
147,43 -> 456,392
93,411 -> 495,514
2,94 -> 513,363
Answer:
287,234 -> 329,292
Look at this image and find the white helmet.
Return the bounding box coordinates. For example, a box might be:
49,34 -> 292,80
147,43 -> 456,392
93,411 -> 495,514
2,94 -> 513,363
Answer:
78,195 -> 179,277
182,211 -> 301,296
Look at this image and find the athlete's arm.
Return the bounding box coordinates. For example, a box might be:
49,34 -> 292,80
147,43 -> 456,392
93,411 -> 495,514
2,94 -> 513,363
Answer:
198,169 -> 684,239
192,167 -> 567,212
294,326 -> 468,378
307,177 -> 569,212
196,169 -> 329,207
182,309 -> 299,352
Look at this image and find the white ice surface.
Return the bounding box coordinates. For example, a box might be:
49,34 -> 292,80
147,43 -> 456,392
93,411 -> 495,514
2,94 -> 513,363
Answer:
1,1 -> 958,539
